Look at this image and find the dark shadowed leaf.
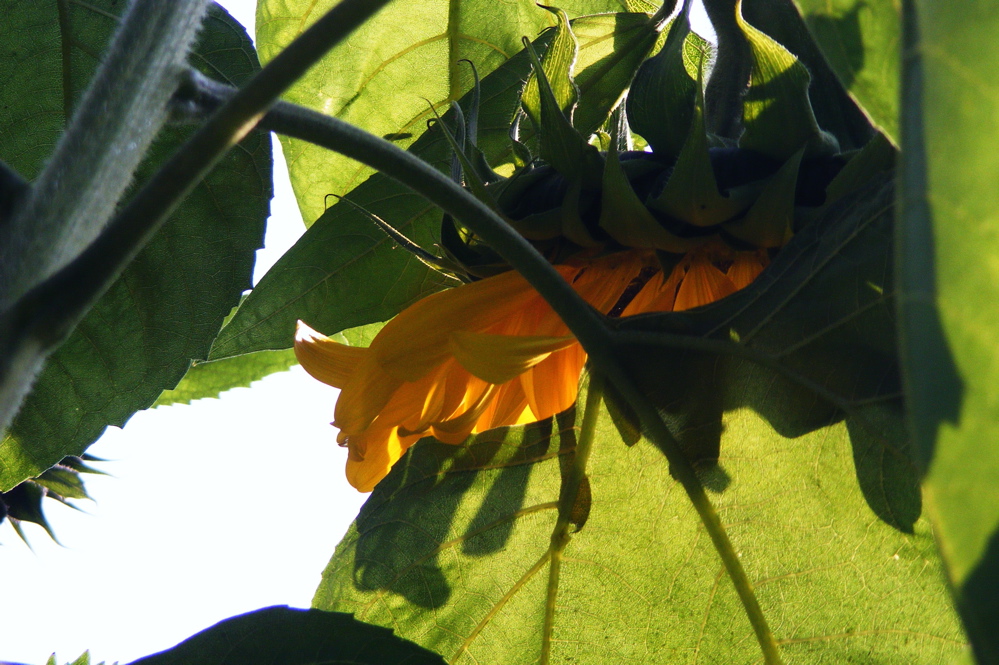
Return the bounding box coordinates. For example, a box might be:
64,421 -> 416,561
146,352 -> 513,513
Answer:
128,606 -> 446,665
0,3 -> 271,490
896,2 -> 999,661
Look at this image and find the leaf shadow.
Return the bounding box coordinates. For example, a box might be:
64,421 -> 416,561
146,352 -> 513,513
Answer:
348,416 -> 567,607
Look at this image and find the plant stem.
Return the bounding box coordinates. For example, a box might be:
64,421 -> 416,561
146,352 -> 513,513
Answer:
541,373 -> 604,665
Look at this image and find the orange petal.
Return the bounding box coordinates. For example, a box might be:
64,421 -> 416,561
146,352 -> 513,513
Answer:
450,330 -> 576,384
673,259 -> 737,311
431,384 -> 499,444
294,321 -> 367,388
521,343 -> 587,420
371,266 -> 578,382
727,251 -> 768,290
476,380 -> 532,431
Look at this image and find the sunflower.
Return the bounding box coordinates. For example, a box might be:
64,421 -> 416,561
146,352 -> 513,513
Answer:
295,243 -> 767,491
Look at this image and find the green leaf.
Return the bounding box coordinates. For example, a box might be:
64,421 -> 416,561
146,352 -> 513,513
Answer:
791,0 -> 900,143
256,0 -> 633,228
315,383 -> 962,662
896,1 -> 999,660
127,606 -> 446,665
153,350 -> 298,408
0,3 -> 271,490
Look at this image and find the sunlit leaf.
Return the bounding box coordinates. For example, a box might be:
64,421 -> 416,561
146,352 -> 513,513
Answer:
128,606 -> 446,665
153,350 -> 298,408
896,1 -> 999,660
256,0 -> 634,228
0,4 -> 271,490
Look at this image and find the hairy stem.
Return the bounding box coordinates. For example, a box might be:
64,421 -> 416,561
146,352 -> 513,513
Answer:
0,0 -> 398,435
0,0 -> 211,311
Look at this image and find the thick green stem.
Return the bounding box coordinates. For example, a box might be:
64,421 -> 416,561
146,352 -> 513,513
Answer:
541,373 -> 604,665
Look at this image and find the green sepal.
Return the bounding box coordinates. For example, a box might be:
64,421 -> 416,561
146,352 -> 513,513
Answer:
560,180 -> 602,248
723,149 -> 803,248
625,0 -> 696,161
522,23 -> 601,186
649,69 -> 750,227
508,109 -> 533,168
737,0 -> 838,160
823,131 -> 896,206
599,114 -> 699,251
32,466 -> 90,500
508,207 -> 565,241
521,6 -> 579,129
432,102 -> 500,212
570,11 -> 665,139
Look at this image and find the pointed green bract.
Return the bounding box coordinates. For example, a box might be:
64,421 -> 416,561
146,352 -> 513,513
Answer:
256,0 -> 632,228
823,131 -> 895,206
626,2 -> 696,160
523,30 -> 600,185
723,149 -> 802,248
522,6 -> 580,128
599,118 -> 696,251
649,78 -> 748,227
738,0 -> 836,160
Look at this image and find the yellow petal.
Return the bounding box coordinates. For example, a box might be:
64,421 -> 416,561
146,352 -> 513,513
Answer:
344,426 -> 421,492
294,320 -> 367,388
449,330 -> 576,384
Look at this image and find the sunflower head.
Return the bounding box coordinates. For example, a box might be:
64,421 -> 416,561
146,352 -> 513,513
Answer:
434,1 -> 894,282
296,0 -> 896,492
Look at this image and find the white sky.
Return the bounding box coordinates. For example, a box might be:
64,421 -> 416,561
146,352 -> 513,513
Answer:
0,3 -> 367,663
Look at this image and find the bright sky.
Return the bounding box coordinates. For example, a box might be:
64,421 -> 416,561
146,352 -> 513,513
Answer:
0,3 -> 367,663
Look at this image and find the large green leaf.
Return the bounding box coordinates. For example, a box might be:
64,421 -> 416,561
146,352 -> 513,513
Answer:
313,177 -> 965,661
153,350 -> 297,408
0,3 -> 271,490
315,394 -> 962,663
791,0 -> 900,143
128,606 -> 446,665
211,12 -> 658,358
255,0 -> 638,228
896,1 -> 999,661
